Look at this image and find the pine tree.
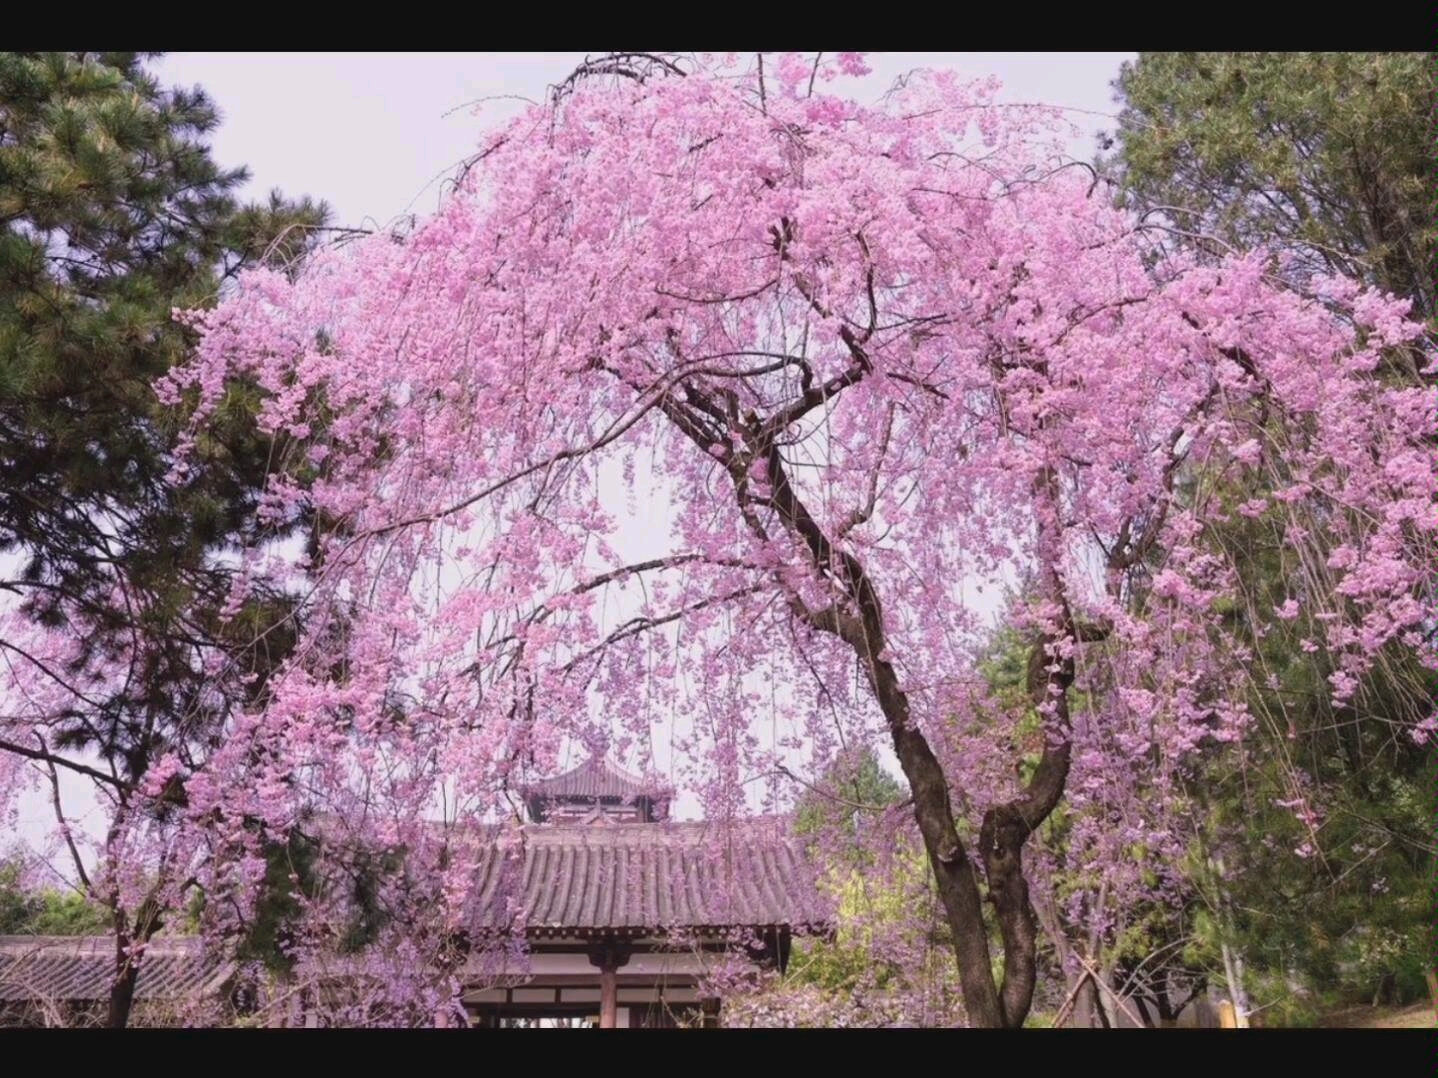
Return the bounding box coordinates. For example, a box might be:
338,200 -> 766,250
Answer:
1102,52 -> 1437,1019
1103,53 -> 1434,329
0,51 -> 330,1027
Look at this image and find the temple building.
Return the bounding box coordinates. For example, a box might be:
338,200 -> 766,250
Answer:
522,755 -> 672,826
0,756 -> 831,1028
458,755 -> 829,1027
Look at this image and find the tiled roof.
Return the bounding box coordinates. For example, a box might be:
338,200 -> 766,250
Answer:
464,818 -> 832,935
521,756 -> 668,802
0,821 -> 833,1007
0,935 -> 232,1003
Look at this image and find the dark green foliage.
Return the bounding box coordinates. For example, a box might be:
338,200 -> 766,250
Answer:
0,854 -> 108,934
1103,53 -> 1434,331
337,844 -> 408,956
0,51 -> 329,785
793,746 -> 907,862
0,54 -> 331,1023
0,857 -> 33,933
231,827 -> 323,976
1188,479 -> 1435,1006
1100,51 -> 1437,1013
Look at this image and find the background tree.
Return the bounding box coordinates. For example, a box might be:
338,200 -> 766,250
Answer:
748,750 -> 959,1025
1102,51 -> 1437,1021
792,745 -> 906,855
0,850 -> 108,935
722,839 -> 967,1027
1102,52 -> 1434,332
0,51 -> 330,1027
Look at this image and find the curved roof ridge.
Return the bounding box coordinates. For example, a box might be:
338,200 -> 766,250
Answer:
0,934 -> 206,956
521,753 -> 672,801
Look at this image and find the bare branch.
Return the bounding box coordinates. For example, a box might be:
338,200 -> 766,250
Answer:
0,735 -> 127,790
39,737 -> 94,893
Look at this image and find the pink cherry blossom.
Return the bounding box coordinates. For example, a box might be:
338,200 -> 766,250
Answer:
4,53 -> 1431,1028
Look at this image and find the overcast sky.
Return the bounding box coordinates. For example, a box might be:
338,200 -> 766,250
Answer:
12,53 -> 1138,868
151,53 -> 1135,232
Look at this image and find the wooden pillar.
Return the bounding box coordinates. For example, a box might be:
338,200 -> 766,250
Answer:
700,996 -> 721,1029
776,928 -> 792,974
599,963 -> 618,1029
588,940 -> 630,1030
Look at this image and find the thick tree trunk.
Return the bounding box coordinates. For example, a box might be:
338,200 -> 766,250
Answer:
107,944 -> 139,1029
1151,966 -> 1204,1028
767,440 -> 1073,1028
891,719 -> 1007,1027
652,349 -> 1084,1029
1076,976 -> 1107,1028
107,899 -> 162,1029
1132,991 -> 1155,1029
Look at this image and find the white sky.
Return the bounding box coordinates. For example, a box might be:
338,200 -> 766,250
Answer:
150,53 -> 1135,232
10,52 -> 1136,872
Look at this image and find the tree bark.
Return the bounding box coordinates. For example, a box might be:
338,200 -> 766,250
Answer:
647,347 -> 1083,1028
107,939 -> 140,1029
759,442 -> 1077,1027
759,438 -> 1010,1027
1084,976 -> 1111,1028
106,897 -> 163,1029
